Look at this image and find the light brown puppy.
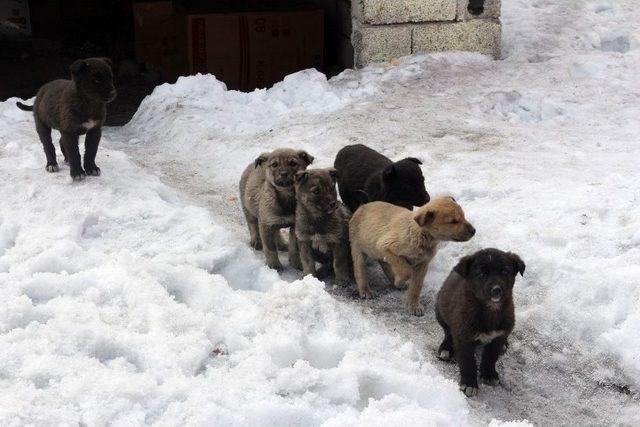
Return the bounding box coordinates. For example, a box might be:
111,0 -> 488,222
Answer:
349,197 -> 475,316
240,148 -> 314,270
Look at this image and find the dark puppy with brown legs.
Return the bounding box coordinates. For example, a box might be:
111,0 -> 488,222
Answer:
333,144 -> 429,213
17,58 -> 116,180
435,248 -> 525,397
294,168 -> 351,287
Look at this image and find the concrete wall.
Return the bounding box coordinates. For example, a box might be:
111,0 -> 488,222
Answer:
351,0 -> 501,67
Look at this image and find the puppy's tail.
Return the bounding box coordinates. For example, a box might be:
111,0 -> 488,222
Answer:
16,102 -> 33,111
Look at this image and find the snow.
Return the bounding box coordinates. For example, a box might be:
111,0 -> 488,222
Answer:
2,0 -> 640,424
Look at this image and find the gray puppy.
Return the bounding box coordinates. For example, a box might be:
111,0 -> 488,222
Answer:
17,57 -> 117,180
293,168 -> 351,286
239,148 -> 314,271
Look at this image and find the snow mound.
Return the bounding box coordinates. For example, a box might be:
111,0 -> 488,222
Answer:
0,98 -> 472,425
478,90 -> 563,123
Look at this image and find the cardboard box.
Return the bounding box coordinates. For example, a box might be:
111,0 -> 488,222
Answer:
133,1 -> 323,90
186,9 -> 323,90
133,1 -> 187,82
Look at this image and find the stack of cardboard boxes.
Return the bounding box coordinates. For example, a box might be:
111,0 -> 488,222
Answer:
133,1 -> 324,91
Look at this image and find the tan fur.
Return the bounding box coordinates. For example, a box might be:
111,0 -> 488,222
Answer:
239,148 -> 313,270
349,197 -> 475,316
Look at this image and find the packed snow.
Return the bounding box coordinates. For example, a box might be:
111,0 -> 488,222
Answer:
2,0 -> 640,425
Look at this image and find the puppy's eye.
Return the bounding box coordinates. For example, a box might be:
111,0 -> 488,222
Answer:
94,78 -> 101,83
450,219 -> 459,224
312,188 -> 321,195
271,162 -> 278,168
501,268 -> 512,275
288,160 -> 297,167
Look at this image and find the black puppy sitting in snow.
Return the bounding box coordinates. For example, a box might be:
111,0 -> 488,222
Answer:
435,248 -> 525,397
333,144 -> 429,213
17,57 -> 117,180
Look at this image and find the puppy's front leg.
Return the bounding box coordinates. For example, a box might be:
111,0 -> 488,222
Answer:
331,241 -> 351,287
383,251 -> 413,288
480,337 -> 506,386
351,243 -> 373,298
83,127 -> 102,176
61,132 -> 84,180
405,261 -> 429,316
298,238 -> 316,277
288,227 -> 302,270
454,338 -> 478,397
259,222 -> 282,271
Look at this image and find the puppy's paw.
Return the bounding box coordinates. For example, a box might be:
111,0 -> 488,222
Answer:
437,350 -> 452,361
85,165 -> 101,176
266,259 -> 284,272
250,238 -> 263,251
335,277 -> 350,288
45,164 -> 59,173
358,288 -> 376,299
289,257 -> 303,271
459,385 -> 478,397
407,302 -> 425,317
480,371 -> 501,386
71,168 -> 86,181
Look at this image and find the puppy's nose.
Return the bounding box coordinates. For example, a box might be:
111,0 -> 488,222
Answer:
279,171 -> 289,178
490,286 -> 503,299
467,224 -> 476,236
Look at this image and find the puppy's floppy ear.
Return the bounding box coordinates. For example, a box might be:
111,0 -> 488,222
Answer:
355,189 -> 369,205
70,59 -> 88,77
382,165 -> 396,180
327,168 -> 338,182
297,150 -> 314,166
254,153 -> 269,168
414,208 -> 435,227
97,57 -> 114,70
453,255 -> 473,278
405,157 -> 422,165
295,170 -> 309,184
509,252 -> 526,276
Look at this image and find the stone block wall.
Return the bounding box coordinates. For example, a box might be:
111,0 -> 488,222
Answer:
351,0 -> 501,67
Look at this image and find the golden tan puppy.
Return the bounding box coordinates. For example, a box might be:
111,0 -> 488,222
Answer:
349,197 -> 475,316
240,148 -> 314,270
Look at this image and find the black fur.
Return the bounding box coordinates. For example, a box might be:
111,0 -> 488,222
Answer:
467,0 -> 485,15
16,57 -> 116,180
435,248 -> 525,396
333,144 -> 430,212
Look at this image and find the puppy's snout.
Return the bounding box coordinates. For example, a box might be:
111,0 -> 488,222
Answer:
490,285 -> 503,300
279,171 -> 289,179
467,224 -> 476,237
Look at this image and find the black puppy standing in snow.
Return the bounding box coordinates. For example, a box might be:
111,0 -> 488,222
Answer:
16,57 -> 117,180
333,144 -> 430,213
435,248 -> 525,397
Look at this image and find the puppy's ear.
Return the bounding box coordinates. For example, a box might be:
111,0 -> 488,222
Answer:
355,189 -> 369,205
405,157 -> 422,165
70,59 -> 88,77
297,151 -> 314,166
453,255 -> 473,278
295,171 -> 309,184
448,196 -> 457,202
382,165 -> 396,180
414,208 -> 435,227
327,168 -> 338,182
509,253 -> 526,276
254,153 -> 269,168
98,57 -> 114,70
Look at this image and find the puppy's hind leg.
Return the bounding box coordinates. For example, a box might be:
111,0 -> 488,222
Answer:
436,309 -> 454,361
83,127 -> 102,176
351,243 -> 373,299
35,119 -> 58,172
332,241 -> 351,287
243,206 -> 262,250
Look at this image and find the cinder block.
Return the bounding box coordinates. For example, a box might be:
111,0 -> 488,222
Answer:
352,23 -> 412,67
456,0 -> 501,20
412,19 -> 501,58
353,0 -> 457,24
